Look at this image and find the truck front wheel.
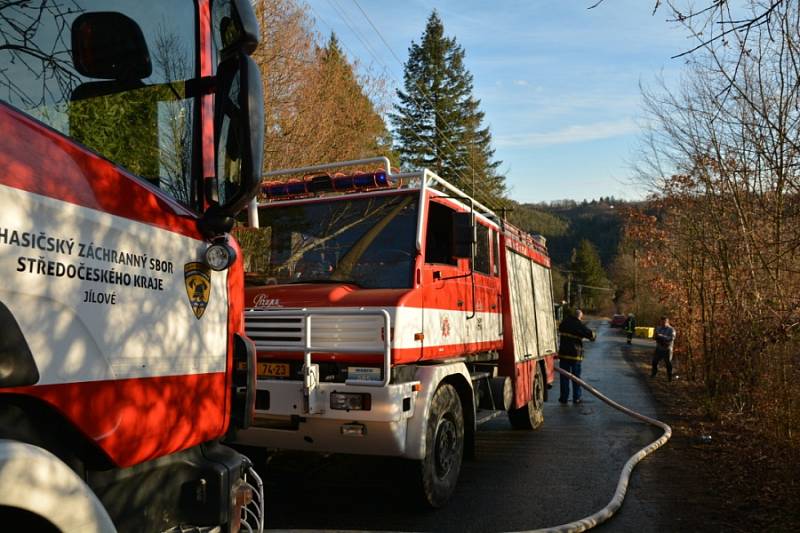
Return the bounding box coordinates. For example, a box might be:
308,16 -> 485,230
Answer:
418,383 -> 464,508
508,363 -> 545,430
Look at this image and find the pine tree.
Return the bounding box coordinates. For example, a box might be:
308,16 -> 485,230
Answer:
391,11 -> 504,200
572,239 -> 610,310
573,239 -> 608,287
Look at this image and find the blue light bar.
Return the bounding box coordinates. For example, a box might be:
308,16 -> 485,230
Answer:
262,171 -> 391,199
262,181 -> 308,197
333,172 -> 389,190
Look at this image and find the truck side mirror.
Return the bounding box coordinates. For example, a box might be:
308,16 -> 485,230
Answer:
214,0 -> 261,58
452,211 -> 474,259
204,53 -> 264,233
71,12 -> 151,80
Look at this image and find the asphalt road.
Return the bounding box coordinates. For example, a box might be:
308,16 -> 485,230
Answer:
260,320 -> 674,532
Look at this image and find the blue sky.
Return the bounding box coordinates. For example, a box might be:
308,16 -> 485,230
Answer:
305,0 -> 689,203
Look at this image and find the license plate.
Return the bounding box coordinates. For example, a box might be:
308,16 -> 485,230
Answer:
257,362 -> 290,378
348,366 -> 381,381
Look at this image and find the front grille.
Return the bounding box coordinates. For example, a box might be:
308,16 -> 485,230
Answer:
244,309 -> 384,352
245,314 -> 304,347
310,315 -> 383,349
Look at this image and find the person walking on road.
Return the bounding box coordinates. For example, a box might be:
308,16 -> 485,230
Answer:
624,313 -> 636,344
652,316 -> 676,381
558,308 -> 596,404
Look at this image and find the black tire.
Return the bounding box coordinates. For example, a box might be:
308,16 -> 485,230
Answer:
508,363 -> 545,430
418,383 -> 464,508
0,506 -> 60,533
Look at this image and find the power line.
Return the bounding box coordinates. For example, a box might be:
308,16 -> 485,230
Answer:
326,0 -> 478,179
577,284 -> 616,292
325,0 -> 386,74
333,0 -> 500,209
348,0 -> 496,201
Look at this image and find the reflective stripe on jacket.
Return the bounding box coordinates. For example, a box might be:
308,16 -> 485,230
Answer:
558,316 -> 595,361
624,317 -> 636,333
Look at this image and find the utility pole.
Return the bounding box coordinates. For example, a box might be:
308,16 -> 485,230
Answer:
567,271 -> 572,306
633,248 -> 638,315
558,269 -> 573,307
568,247 -> 577,308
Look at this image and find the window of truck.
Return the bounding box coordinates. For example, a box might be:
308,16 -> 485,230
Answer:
492,229 -> 501,276
241,193 -> 419,289
475,223 -> 490,274
0,1 -> 197,208
424,200 -> 457,265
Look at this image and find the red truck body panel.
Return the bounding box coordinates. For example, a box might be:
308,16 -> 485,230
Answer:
0,1 -> 241,466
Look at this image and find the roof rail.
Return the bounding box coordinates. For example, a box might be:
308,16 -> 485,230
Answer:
244,156 -> 560,259
260,156 -> 393,181
252,156 -> 499,221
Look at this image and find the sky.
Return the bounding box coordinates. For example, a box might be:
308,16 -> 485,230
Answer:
304,0 -> 690,204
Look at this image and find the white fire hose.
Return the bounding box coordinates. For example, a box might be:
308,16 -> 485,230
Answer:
522,366 -> 673,533
267,365 -> 672,533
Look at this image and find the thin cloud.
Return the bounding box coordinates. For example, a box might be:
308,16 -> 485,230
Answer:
513,79 -> 529,86
495,119 -> 639,148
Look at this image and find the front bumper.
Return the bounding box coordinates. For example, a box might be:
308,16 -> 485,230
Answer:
232,379 -> 419,457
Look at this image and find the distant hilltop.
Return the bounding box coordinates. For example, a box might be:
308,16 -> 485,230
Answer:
508,198 -> 644,269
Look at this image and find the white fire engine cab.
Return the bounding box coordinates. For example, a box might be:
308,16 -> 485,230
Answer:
1,1 -> 265,531
233,157 -> 558,507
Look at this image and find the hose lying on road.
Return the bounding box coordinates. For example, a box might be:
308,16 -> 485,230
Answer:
522,367 -> 672,533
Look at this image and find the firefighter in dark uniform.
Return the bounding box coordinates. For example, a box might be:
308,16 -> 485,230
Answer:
558,308 -> 596,404
624,313 -> 636,344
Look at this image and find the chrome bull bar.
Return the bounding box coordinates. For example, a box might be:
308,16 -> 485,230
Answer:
244,307 -> 392,414
240,465 -> 264,533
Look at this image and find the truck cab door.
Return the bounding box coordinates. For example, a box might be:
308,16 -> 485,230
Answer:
470,224 -> 503,353
420,198 -> 471,360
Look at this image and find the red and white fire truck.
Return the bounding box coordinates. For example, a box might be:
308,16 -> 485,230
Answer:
232,157 -> 558,507
1,1 -> 265,531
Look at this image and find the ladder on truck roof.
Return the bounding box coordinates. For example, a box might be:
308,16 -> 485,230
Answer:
247,156 -> 502,253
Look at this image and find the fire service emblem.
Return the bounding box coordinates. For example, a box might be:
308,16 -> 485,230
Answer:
184,262 -> 211,319
441,315 -> 451,338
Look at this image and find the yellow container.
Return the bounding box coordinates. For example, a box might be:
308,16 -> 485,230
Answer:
635,327 -> 654,339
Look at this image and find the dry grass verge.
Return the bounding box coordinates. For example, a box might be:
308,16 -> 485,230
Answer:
621,344 -> 800,532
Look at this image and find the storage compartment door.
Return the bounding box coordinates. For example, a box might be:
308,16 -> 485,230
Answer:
531,262 -> 557,356
506,250 -> 538,361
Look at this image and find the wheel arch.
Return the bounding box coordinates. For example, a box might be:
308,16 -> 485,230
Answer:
0,439 -> 115,533
440,373 -> 475,460
404,363 -> 474,461
538,358 -> 549,402
0,299 -> 39,388
0,395 -> 114,472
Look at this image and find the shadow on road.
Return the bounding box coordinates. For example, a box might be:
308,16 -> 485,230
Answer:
257,320 -> 686,532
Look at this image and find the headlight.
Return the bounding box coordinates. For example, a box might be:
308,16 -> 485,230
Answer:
206,240 -> 236,271
330,392 -> 371,411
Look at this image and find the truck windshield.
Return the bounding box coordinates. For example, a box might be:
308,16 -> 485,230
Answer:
0,0 -> 197,208
241,194 -> 419,289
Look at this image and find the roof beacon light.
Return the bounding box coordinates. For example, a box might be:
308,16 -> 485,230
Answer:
332,171 -> 389,191
262,171 -> 391,199
262,180 -> 308,198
